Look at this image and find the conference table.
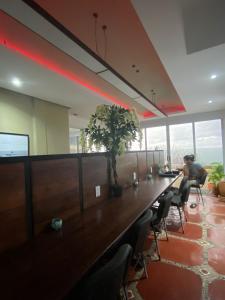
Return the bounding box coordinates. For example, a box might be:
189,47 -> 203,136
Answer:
0,175 -> 178,300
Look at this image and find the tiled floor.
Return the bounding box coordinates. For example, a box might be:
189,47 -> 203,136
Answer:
129,193 -> 225,300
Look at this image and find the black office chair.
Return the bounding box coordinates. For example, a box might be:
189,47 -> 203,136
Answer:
150,191 -> 174,260
74,243 -> 133,300
170,182 -> 191,234
170,176 -> 187,195
191,173 -> 207,206
127,209 -> 153,279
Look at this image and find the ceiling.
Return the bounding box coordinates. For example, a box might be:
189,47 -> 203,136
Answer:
0,0 -> 224,128
132,0 -> 225,116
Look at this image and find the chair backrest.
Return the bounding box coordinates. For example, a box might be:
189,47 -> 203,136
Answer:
178,177 -> 188,194
79,244 -> 133,300
180,182 -> 191,204
199,173 -> 208,185
129,209 -> 153,257
157,191 -> 174,219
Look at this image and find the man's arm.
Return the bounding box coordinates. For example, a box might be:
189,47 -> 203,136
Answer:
183,165 -> 189,177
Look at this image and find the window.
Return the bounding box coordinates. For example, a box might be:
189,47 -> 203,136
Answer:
145,118 -> 224,169
130,129 -> 146,151
146,126 -> 167,151
195,119 -> 223,165
69,128 -> 81,153
146,126 -> 167,164
169,123 -> 194,169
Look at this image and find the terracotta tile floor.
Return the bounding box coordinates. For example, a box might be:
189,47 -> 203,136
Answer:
137,262 -> 202,300
207,228 -> 225,247
129,193 -> 225,300
208,280 -> 225,300
159,236 -> 204,266
208,248 -> 225,275
206,214 -> 225,227
167,222 -> 202,240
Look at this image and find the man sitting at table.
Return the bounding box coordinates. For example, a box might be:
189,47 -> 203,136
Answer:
183,154 -> 207,185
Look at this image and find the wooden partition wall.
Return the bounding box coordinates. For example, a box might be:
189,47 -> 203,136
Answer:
0,161 -> 28,253
31,158 -> 80,235
0,150 -> 164,254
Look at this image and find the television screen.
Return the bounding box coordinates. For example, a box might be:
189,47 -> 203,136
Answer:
0,133 -> 29,157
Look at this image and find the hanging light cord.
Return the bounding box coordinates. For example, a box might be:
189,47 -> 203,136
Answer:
93,13 -> 99,55
102,25 -> 108,60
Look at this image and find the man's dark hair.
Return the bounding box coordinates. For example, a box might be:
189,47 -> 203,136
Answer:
183,154 -> 195,161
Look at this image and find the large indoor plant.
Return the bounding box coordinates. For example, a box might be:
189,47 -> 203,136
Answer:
208,163 -> 225,195
81,104 -> 141,196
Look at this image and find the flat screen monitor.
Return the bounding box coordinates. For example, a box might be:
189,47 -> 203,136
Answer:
0,133 -> 29,157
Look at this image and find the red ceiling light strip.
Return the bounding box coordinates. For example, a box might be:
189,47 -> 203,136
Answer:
160,105 -> 185,114
141,111 -> 156,118
0,37 -> 132,110
0,37 -> 157,118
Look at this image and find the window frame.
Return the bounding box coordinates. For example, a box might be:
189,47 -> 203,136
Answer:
143,117 -> 224,168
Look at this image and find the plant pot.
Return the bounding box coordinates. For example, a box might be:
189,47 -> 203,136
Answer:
207,182 -> 218,196
218,181 -> 225,197
111,184 -> 123,197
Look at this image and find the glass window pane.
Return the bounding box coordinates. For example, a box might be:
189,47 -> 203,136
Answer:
195,119 -> 223,165
69,128 -> 80,153
146,126 -> 167,151
130,129 -> 146,151
169,123 -> 194,169
146,126 -> 167,165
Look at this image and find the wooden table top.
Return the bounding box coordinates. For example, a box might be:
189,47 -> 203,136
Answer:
0,176 -> 178,300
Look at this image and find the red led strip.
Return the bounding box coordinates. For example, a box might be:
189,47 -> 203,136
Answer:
0,37 -> 157,118
0,38 -> 131,107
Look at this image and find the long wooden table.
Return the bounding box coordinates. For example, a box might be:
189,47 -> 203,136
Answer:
0,176 -> 178,300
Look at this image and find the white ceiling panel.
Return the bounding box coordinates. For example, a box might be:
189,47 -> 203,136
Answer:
0,0 -> 106,73
134,96 -> 164,117
132,0 -> 225,114
99,70 -> 140,99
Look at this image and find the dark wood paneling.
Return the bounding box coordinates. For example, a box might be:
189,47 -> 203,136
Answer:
0,163 -> 27,253
0,176 -> 178,300
116,152 -> 138,187
137,151 -> 148,180
31,158 -> 80,235
82,155 -> 109,209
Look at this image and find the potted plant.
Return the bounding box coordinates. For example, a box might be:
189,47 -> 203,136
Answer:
208,163 -> 225,195
81,104 -> 141,196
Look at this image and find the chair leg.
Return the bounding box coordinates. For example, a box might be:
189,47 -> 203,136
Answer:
133,254 -> 141,271
196,187 -> 200,203
132,253 -> 148,280
142,254 -> 148,279
123,285 -> 128,300
199,187 -> 204,206
177,206 -> 184,234
163,218 -> 169,241
182,205 -> 188,222
153,229 -> 161,260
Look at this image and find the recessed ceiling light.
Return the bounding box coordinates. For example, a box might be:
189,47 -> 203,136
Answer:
12,77 -> 22,87
208,100 -> 213,104
210,74 -> 217,79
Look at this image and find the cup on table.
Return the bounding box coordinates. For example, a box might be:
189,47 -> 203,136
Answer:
51,218 -> 63,231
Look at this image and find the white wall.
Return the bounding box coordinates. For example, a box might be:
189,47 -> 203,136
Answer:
0,88 -> 70,155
